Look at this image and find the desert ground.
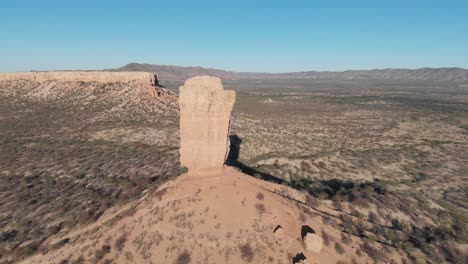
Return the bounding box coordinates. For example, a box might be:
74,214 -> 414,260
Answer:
228,79 -> 468,263
0,75 -> 467,263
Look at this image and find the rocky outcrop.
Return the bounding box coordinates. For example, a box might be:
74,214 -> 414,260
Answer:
0,71 -> 156,85
150,73 -> 160,86
302,225 -> 323,253
178,76 -> 236,172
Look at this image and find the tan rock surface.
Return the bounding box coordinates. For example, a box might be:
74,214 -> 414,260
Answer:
178,76 -> 236,172
304,232 -> 324,253
20,167 -> 333,264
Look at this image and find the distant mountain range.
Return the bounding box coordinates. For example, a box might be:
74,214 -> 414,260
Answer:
110,63 -> 468,82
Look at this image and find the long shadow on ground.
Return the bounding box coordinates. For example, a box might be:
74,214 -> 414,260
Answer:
226,134 -> 285,184
225,134 -> 387,201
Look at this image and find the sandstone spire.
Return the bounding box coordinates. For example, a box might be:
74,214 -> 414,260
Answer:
178,76 -> 236,172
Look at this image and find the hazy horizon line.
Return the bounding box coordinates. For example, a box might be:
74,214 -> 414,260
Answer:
2,62 -> 467,74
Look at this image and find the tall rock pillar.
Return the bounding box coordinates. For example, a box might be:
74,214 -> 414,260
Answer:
178,76 -> 236,172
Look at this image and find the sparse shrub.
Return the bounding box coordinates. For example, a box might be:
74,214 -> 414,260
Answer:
78,211 -> 92,225
350,209 -> 364,218
400,241 -> 414,252
335,242 -> 345,254
315,161 -> 326,169
256,192 -> 264,200
322,230 -> 331,246
50,238 -> 70,251
341,233 -> 352,245
71,256 -> 85,264
95,244 -> 111,261
340,214 -> 356,235
299,212 -> 307,222
300,160 -> 311,170
306,194 -> 319,207
332,200 -> 343,211
115,234 -> 127,251
368,211 -> 380,224
361,242 -> 387,261
391,218 -> 410,232
255,203 -> 266,214
176,250 -> 191,264
0,230 -> 18,242
239,243 -> 254,262
383,229 -> 399,244
47,224 -> 62,235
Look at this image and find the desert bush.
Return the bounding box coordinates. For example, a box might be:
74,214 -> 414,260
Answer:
299,212 -> 307,222
350,209 -> 364,218
239,243 -> 254,262
95,244 -> 111,261
115,235 -> 127,251
0,230 -> 18,242
361,242 -> 387,261
176,250 -> 191,264
50,238 -> 70,251
256,192 -> 264,200
71,256 -> 85,264
255,203 -> 266,214
368,211 -> 380,224
305,194 -> 319,207
334,242 -> 345,254
340,214 -> 357,235
391,218 -> 410,231
332,200 -> 343,211
341,233 -> 352,245
322,230 -> 331,246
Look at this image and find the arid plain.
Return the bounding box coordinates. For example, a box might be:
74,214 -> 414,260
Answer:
0,70 -> 467,263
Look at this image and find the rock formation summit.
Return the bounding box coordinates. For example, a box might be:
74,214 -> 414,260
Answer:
178,76 -> 236,172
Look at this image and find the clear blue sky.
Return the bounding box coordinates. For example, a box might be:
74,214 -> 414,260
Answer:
1,0 -> 467,72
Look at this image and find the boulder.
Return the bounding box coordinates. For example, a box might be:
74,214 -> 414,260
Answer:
273,225 -> 284,236
150,73 -> 159,86
178,76 -> 236,172
292,252 -> 308,264
302,225 -> 323,253
304,232 -> 323,253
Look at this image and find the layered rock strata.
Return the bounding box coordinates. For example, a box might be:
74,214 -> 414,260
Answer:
0,71 -> 156,85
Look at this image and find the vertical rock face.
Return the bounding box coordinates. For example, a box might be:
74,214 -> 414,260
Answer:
179,76 -> 236,172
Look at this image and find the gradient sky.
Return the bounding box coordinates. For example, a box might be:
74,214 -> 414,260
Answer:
1,0 -> 468,72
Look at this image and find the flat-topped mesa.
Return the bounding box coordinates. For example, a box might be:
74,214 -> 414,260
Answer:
0,71 -> 158,85
179,76 -> 236,172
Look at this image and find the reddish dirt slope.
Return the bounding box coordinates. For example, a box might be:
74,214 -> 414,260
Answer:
19,167 -> 401,264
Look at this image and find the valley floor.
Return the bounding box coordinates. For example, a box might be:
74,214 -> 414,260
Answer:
0,78 -> 467,263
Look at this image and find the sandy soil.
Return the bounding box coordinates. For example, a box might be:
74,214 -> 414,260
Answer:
20,167 -> 401,264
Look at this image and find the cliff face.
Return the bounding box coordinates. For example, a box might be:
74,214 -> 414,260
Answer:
0,71 -> 178,122
178,76 -> 236,172
0,71 -> 156,85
